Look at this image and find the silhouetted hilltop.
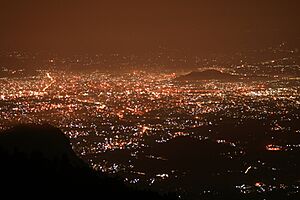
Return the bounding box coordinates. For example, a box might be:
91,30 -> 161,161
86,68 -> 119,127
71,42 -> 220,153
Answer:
0,124 -> 177,199
0,124 -> 82,166
175,70 -> 237,81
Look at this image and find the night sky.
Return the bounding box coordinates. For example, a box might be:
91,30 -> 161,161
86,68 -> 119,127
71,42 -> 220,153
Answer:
1,0 -> 299,53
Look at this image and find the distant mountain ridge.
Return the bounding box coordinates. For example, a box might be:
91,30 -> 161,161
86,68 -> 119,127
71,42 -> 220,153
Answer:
175,69 -> 238,81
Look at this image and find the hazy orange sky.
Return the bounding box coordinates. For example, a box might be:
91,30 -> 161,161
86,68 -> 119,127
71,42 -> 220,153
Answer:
1,0 -> 299,53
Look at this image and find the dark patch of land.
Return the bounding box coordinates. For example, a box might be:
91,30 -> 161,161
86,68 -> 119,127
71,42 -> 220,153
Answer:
0,124 -> 177,199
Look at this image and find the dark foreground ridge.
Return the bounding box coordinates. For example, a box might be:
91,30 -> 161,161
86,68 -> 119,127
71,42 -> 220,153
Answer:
0,124 -> 177,199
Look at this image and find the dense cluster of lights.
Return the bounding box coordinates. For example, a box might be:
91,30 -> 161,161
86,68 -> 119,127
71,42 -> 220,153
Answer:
0,69 -> 299,196
1,70 -> 299,149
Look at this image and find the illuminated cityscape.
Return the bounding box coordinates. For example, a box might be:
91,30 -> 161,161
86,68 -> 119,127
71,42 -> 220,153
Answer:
1,0 -> 300,199
0,46 -> 300,199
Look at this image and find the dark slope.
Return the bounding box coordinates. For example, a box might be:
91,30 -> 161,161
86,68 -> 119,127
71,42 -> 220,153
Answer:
0,124 -> 177,199
0,124 -> 81,164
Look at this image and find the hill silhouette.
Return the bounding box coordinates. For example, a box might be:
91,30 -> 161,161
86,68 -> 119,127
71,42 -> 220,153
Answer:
175,70 -> 238,81
0,124 -> 82,165
0,124 -> 177,199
